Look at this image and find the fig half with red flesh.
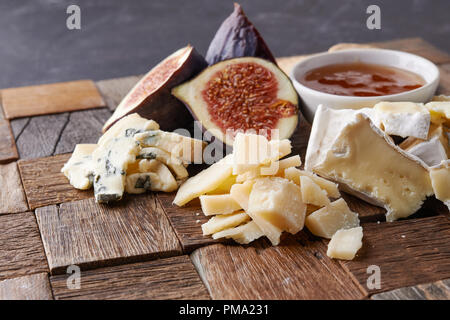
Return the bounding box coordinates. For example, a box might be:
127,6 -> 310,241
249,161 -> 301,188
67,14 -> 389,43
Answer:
172,57 -> 299,146
205,3 -> 277,65
102,45 -> 207,133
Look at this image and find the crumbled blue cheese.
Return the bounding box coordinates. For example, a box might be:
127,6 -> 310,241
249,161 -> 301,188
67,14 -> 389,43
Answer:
61,144 -> 98,190
138,147 -> 188,180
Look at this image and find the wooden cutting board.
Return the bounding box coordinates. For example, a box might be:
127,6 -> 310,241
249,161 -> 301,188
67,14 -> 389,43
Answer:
0,37 -> 449,300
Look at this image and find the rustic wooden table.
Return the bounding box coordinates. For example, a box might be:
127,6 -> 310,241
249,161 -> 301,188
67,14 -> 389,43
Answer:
0,38 -> 449,300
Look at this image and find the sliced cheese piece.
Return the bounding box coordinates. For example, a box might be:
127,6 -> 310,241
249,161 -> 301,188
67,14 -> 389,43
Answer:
125,162 -> 178,193
305,198 -> 360,239
327,227 -> 363,260
248,177 -> 306,237
206,175 -> 237,195
260,155 -> 302,176
173,154 -> 233,206
229,180 -> 255,211
92,136 -> 140,203
299,175 -> 330,207
61,144 -> 97,190
199,194 -> 241,216
305,106 -> 433,221
425,101 -> 450,126
201,211 -> 250,235
284,167 -> 340,198
212,221 -> 264,244
373,102 -> 430,139
429,160 -> 450,210
134,130 -> 206,164
141,160 -> 178,192
403,135 -> 448,167
99,113 -> 159,147
138,147 -> 188,180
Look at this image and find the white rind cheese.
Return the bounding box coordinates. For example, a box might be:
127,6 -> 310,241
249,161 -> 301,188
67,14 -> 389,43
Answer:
305,198 -> 360,239
327,226 -> 363,260
429,160 -> 450,210
306,106 -> 433,222
61,144 -> 97,190
404,135 -> 448,167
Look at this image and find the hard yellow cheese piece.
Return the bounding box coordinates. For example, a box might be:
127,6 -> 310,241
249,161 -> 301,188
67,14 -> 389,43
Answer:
229,180 -> 255,211
305,106 -> 433,222
327,227 -> 363,260
199,194 -> 241,215
426,101 -> 450,126
429,160 -> 450,210
212,221 -> 264,244
201,211 -> 250,235
207,175 -> 237,195
248,177 -> 306,244
299,175 -> 330,207
174,154 -> 233,206
305,198 -> 359,239
61,144 -> 97,190
284,167 -> 340,198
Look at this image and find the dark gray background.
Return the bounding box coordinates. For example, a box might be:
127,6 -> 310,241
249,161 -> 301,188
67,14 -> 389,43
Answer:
1,0 -> 449,89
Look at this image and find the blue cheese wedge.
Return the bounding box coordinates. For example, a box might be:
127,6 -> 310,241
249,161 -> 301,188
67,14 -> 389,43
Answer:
61,144 -> 98,190
138,147 -> 188,180
305,106 -> 433,222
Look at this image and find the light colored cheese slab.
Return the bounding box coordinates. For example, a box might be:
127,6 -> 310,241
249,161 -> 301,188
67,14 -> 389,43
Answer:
327,226 -> 363,260
429,160 -> 450,210
199,194 -> 241,216
229,180 -> 254,212
426,101 -> 450,126
299,175 -> 330,207
201,211 -> 250,235
138,147 -> 188,180
305,106 -> 433,222
212,221 -> 264,244
173,154 -> 233,206
305,198 -> 360,239
61,144 -> 97,190
373,102 -> 430,139
248,177 -> 306,242
284,167 -> 340,198
404,135 -> 448,167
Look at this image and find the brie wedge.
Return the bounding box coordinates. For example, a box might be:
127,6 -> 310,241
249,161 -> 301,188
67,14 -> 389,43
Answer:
429,160 -> 450,210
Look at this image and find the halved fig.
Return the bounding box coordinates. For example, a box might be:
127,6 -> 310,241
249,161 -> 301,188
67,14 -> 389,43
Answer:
205,3 -> 277,65
172,57 -> 299,146
102,45 -> 207,133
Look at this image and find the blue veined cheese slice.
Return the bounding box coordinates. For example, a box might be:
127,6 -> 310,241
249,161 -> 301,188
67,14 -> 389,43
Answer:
134,130 -> 206,164
61,144 -> 98,190
305,105 -> 433,222
125,160 -> 178,194
137,147 -> 188,180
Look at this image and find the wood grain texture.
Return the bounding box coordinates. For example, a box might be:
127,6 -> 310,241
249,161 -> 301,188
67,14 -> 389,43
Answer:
437,63 -> 450,95
0,273 -> 53,300
35,195 -> 182,274
191,233 -> 367,300
0,119 -> 18,163
0,212 -> 48,281
53,108 -> 111,155
18,154 -> 92,210
371,278 -> 450,300
1,80 -> 105,119
50,256 -> 209,300
0,162 -> 28,214
157,193 -> 223,252
340,215 -> 450,295
96,75 -> 142,111
13,113 -> 69,160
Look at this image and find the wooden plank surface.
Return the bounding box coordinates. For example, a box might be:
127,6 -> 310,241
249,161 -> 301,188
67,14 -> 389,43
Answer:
35,195 -> 182,274
1,80 -> 105,119
18,154 -> 92,210
0,119 -> 18,163
191,233 -> 367,300
50,256 -> 209,300
371,278 -> 450,300
0,273 -> 53,300
96,75 -> 142,111
0,162 -> 28,214
0,212 -> 48,281
340,215 -> 450,295
437,63 -> 450,95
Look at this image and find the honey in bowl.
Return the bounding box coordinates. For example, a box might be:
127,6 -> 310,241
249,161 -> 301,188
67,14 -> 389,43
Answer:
298,62 -> 425,97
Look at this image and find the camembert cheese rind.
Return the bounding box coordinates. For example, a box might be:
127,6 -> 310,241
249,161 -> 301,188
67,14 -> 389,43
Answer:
305,198 -> 359,239
61,144 -> 97,190
327,226 -> 363,260
429,160 -> 450,210
305,106 -> 433,222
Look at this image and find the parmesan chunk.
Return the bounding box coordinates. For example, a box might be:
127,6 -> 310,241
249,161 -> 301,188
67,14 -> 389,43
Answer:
199,194 -> 241,216
229,180 -> 255,211
212,221 -> 264,244
327,227 -> 363,260
201,211 -> 250,235
305,198 -> 360,239
284,167 -> 340,198
299,175 -> 331,207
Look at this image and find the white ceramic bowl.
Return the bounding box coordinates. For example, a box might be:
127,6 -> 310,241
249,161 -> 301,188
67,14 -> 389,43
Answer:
290,49 -> 440,123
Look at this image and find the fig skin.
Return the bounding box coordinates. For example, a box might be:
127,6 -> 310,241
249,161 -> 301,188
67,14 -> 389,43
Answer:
172,57 -> 299,146
103,45 -> 207,133
205,3 -> 277,66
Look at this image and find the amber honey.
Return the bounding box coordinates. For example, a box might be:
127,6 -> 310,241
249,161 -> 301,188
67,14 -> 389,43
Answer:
298,62 -> 425,97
